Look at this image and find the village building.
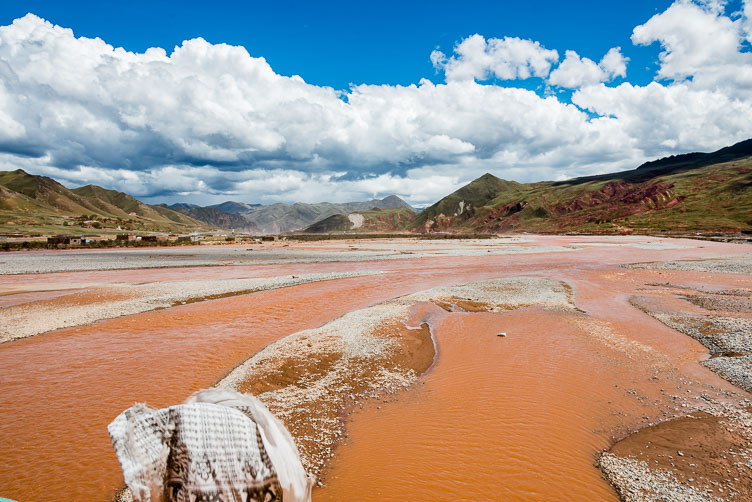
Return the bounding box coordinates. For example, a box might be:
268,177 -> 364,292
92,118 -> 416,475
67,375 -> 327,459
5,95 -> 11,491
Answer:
47,235 -> 82,245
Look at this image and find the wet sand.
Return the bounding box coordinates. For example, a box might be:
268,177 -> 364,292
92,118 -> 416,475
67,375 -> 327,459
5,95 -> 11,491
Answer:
0,235 -> 750,501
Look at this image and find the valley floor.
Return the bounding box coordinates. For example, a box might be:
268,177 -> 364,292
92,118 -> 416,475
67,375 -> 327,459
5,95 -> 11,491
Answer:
0,235 -> 750,501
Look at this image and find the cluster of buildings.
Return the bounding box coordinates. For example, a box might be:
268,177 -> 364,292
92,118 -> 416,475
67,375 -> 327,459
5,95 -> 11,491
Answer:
46,233 -> 202,245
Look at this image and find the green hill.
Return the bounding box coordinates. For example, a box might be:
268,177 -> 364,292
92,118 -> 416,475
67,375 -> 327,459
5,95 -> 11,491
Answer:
0,170 -> 212,235
415,139 -> 752,234
413,173 -> 523,232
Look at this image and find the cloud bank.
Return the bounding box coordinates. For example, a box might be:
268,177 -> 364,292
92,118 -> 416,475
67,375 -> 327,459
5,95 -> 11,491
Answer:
0,0 -> 751,205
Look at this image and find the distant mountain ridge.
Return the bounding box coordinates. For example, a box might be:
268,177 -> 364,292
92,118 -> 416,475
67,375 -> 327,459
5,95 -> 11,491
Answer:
169,195 -> 415,234
165,204 -> 259,233
242,195 -> 414,233
207,201 -> 261,214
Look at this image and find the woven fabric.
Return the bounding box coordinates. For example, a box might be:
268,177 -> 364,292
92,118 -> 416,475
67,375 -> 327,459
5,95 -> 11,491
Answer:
109,390 -> 311,502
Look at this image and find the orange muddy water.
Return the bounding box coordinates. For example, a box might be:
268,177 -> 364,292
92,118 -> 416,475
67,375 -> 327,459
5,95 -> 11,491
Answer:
0,236 -> 749,501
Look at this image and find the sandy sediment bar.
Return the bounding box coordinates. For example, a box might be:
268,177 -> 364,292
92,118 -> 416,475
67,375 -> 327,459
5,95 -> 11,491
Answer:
0,271 -> 383,343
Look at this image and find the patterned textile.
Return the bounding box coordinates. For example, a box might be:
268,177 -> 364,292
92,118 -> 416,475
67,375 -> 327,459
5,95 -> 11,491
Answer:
109,390 -> 312,502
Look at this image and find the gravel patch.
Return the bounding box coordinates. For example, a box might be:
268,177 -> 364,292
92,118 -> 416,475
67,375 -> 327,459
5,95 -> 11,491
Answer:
682,295 -> 752,314
218,300 -> 416,477
307,238 -> 537,253
625,256 -> 752,275
713,290 -> 752,298
600,453 -> 724,502
574,241 -> 694,250
0,248 -> 413,274
701,356 -> 752,393
649,313 -> 752,356
600,401 -> 752,502
408,276 -> 574,310
0,271 -> 382,343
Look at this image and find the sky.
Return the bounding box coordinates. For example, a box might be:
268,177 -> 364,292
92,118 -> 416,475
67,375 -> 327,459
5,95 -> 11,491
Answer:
0,0 -> 750,206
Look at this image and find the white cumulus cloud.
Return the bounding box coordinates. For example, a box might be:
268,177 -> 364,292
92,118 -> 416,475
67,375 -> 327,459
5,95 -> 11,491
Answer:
548,47 -> 628,89
0,2 -> 750,207
631,0 -> 752,94
431,34 -> 559,82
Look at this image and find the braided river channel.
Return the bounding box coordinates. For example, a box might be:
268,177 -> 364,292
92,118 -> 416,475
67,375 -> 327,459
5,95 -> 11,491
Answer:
0,236 -> 749,501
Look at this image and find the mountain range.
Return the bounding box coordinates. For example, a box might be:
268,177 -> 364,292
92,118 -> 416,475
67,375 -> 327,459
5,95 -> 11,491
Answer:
1,138 -> 750,236
166,195 -> 414,234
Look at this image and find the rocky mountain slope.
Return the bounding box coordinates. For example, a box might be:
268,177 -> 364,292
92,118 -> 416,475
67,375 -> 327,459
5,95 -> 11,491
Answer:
165,205 -> 259,233
240,195 -> 414,233
208,201 -> 262,213
302,207 -> 416,233
170,195 -> 415,234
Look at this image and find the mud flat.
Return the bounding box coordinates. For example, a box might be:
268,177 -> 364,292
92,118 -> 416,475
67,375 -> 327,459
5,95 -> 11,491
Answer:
600,403 -> 752,501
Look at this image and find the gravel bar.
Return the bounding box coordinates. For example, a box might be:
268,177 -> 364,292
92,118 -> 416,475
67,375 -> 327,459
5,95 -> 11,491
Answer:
217,277 -> 575,478
701,355 -> 752,393
625,256 -> 752,275
0,242 -> 580,275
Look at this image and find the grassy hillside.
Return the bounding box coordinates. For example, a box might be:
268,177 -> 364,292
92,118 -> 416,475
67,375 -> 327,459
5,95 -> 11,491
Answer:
0,170 -> 212,235
415,140 -> 752,235
413,174 -> 523,231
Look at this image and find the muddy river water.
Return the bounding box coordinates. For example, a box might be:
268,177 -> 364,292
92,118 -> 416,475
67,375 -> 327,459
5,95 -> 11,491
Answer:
0,236 -> 749,501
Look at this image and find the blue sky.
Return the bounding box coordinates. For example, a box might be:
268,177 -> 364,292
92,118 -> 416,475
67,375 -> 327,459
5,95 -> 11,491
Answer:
0,1 -> 750,205
2,0 -> 673,89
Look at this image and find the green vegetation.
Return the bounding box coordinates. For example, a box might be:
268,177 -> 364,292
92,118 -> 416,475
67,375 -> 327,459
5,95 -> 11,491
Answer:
413,173 -> 523,230
413,139 -> 752,235
0,169 -> 213,235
